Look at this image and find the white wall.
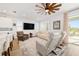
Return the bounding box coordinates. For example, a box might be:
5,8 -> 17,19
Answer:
51,12 -> 64,32
15,12 -> 64,33
38,12 -> 64,32
0,17 -> 13,28
16,18 -> 39,34
0,17 -> 14,32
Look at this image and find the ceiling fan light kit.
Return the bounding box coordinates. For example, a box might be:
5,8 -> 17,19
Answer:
36,3 -> 62,15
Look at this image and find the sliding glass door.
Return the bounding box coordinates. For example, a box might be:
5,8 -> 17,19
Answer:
68,17 -> 79,44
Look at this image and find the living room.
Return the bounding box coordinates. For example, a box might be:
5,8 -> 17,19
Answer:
0,3 -> 79,56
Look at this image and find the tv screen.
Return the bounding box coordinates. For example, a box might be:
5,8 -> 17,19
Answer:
23,23 -> 34,30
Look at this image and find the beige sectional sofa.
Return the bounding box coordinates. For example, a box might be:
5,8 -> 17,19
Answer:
36,31 -> 66,56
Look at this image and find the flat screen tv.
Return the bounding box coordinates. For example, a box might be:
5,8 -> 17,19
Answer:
23,23 -> 34,30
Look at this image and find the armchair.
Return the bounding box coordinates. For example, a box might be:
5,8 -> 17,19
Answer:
17,31 -> 24,41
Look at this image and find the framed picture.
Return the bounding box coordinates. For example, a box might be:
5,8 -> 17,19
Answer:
53,20 -> 60,30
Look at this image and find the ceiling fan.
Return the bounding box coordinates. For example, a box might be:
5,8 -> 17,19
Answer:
35,3 -> 62,15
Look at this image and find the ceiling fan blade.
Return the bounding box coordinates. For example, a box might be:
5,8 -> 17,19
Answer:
53,8 -> 60,10
46,3 -> 50,8
35,8 -> 44,11
53,4 -> 62,8
41,3 -> 46,8
36,9 -> 45,12
51,10 -> 55,13
48,11 -> 51,15
35,5 -> 44,9
50,3 -> 57,7
47,3 -> 50,6
37,11 -> 44,15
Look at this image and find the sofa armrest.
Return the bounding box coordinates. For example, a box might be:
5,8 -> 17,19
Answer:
53,44 -> 67,56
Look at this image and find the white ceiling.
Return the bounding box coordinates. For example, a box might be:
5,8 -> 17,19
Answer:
0,3 -> 79,21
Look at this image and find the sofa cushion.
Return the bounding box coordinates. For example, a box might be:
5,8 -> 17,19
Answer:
36,31 -> 50,41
